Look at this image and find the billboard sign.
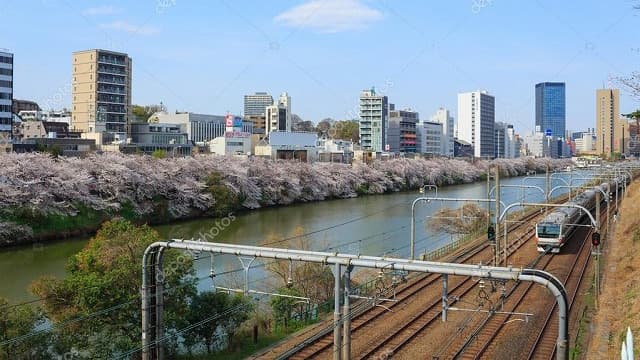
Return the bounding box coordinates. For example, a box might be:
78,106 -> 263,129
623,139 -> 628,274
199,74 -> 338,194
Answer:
225,131 -> 251,138
233,116 -> 243,130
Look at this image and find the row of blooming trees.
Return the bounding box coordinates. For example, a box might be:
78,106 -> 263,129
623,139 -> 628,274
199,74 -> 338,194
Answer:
0,153 -> 571,244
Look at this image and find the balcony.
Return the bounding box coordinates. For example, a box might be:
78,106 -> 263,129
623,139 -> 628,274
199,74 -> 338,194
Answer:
98,86 -> 126,95
98,57 -> 126,66
97,95 -> 125,104
98,66 -> 126,75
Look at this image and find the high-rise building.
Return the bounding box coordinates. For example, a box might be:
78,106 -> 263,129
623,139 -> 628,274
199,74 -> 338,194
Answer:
574,129 -> 596,154
494,122 -> 517,158
430,107 -> 454,157
416,121 -> 443,155
278,92 -> 291,130
71,49 -> 132,144
388,108 -> 418,153
506,124 -> 517,158
244,92 -> 273,116
0,50 -> 13,148
535,82 -> 566,139
359,88 -> 389,152
265,92 -> 292,134
494,122 -> 507,158
457,90 -> 495,158
595,88 -> 625,157
244,92 -> 273,134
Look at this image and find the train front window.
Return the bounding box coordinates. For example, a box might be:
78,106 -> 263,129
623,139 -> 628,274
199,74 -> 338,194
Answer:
537,224 -> 561,238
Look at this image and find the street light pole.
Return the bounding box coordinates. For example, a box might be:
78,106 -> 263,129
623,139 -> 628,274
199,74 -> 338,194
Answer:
411,185 -> 438,260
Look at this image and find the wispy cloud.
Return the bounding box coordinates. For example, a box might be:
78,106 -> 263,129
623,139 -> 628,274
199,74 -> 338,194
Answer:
274,0 -> 383,33
82,5 -> 119,16
99,21 -> 160,36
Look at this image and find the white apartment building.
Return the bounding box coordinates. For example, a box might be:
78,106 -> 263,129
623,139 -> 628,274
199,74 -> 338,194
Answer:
416,121 -> 443,155
265,92 -> 292,134
243,92 -> 273,116
494,122 -> 517,158
430,107 -> 454,157
457,90 -> 495,158
506,125 -> 517,158
574,131 -> 596,153
359,88 -> 389,152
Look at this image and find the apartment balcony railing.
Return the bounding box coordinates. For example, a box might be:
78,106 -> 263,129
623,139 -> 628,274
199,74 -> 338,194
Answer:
98,57 -> 126,66
98,66 -> 126,75
98,87 -> 126,95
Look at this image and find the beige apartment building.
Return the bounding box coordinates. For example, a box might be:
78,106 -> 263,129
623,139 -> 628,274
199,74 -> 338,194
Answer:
71,49 -> 132,144
595,88 -> 629,157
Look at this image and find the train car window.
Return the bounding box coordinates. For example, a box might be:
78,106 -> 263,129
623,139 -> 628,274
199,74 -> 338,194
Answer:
537,224 -> 560,238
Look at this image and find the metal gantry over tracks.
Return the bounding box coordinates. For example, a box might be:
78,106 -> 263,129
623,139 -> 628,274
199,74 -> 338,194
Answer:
141,240 -> 570,360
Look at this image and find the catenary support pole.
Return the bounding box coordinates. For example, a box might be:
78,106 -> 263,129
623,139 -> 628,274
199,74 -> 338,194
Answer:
546,163 -> 551,214
595,191 -> 601,308
333,263 -> 342,360
442,274 -> 448,322
495,166 -> 501,266
342,265 -> 353,360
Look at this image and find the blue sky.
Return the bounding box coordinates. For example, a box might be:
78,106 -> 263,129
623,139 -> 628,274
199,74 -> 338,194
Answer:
1,0 -> 639,134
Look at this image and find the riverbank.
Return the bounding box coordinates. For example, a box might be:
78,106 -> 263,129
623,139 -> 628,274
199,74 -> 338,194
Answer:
586,179 -> 639,357
0,153 -> 571,247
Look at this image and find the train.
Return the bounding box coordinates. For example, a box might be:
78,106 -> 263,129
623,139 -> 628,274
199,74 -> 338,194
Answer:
535,177 -> 627,253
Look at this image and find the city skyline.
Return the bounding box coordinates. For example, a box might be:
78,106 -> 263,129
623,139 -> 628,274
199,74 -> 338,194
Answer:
1,0 -> 638,133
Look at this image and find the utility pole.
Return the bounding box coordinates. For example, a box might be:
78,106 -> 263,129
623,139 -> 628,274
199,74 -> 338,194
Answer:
494,166 -> 501,266
342,265 -> 353,360
545,163 -> 551,215
595,191 -> 601,309
569,169 -> 573,201
486,168 -> 491,230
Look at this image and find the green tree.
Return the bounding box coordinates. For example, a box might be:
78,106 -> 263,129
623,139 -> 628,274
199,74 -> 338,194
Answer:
270,287 -> 305,330
184,291 -> 252,353
315,118 -> 334,135
0,298 -> 48,360
204,171 -> 241,217
132,104 -> 164,123
264,227 -> 334,305
335,120 -> 359,142
623,110 -> 640,119
293,120 -> 316,132
30,219 -> 197,358
152,149 -> 167,159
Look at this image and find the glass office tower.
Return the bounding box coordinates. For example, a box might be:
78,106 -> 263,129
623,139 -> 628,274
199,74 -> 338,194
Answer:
535,82 -> 566,139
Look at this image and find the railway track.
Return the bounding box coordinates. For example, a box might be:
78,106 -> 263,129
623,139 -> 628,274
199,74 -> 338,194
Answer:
526,224 -> 605,358
443,246 -> 554,359
281,237 -> 494,360
275,205 -> 545,359
352,224 -> 540,359
444,203 -> 610,359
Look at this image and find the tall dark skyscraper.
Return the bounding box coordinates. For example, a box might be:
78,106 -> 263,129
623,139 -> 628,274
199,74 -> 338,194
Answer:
535,82 -> 566,138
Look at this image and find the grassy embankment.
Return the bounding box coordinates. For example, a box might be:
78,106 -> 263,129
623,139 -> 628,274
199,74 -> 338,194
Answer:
585,180 -> 639,358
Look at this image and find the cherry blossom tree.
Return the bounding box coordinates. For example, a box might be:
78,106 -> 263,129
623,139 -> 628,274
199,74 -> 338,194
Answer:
0,152 -> 572,242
